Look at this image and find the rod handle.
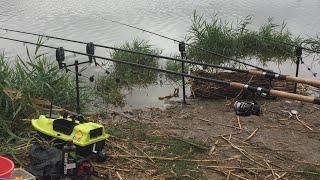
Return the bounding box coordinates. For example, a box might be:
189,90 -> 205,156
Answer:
285,76 -> 320,88
249,70 -> 320,88
248,70 -> 268,76
230,82 -> 320,105
230,82 -> 245,89
269,89 -> 319,104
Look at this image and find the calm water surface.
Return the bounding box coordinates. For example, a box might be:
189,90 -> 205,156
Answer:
0,0 -> 319,108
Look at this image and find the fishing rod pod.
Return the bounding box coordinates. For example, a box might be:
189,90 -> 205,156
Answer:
1,29 -> 320,88
36,44 -> 109,162
1,35 -> 320,105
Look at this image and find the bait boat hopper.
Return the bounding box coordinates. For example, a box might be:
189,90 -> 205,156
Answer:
32,115 -> 109,158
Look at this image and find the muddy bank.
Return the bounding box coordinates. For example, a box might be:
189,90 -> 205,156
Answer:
99,98 -> 320,179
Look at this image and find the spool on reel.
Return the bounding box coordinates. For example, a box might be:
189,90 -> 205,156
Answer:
234,101 -> 261,116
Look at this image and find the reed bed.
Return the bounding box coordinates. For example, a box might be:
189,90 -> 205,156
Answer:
187,12 -> 303,65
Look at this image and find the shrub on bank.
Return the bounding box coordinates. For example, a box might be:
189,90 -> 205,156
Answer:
95,75 -> 124,106
111,39 -> 160,86
96,39 -> 160,105
187,12 -> 302,65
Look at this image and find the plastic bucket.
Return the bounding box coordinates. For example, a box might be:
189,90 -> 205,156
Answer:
0,156 -> 14,178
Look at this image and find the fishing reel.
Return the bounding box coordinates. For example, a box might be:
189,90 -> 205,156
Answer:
234,101 -> 261,116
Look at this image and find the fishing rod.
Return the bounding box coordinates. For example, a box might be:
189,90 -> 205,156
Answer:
98,18 -> 270,72
0,35 -> 319,105
1,28 -> 320,88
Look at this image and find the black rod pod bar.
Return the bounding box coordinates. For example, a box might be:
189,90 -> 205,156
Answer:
56,47 -> 65,69
86,42 -> 97,66
179,41 -> 187,104
296,46 -> 303,58
294,46 -> 303,93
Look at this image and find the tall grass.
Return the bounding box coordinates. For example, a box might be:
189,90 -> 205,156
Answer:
0,46 -> 89,143
96,39 -> 160,105
111,39 -> 160,86
165,60 -> 192,81
304,35 -> 320,53
165,60 -> 183,81
188,12 -> 302,65
95,76 -> 124,106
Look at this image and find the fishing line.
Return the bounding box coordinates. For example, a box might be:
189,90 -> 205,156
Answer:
101,17 -> 320,78
0,27 -> 253,73
0,36 -> 226,84
0,27 -> 244,72
301,58 -> 317,77
98,17 -> 270,71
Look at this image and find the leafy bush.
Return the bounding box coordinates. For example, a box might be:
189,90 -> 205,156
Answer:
111,39 -> 160,86
165,60 -> 189,81
96,39 -> 161,105
95,75 -> 124,106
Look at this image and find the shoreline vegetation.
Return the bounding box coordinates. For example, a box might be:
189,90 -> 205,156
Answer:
188,13 -> 299,65
0,13 -> 319,168
96,39 -> 160,106
0,46 -> 86,159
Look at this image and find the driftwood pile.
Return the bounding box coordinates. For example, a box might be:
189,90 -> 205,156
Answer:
190,70 -> 296,99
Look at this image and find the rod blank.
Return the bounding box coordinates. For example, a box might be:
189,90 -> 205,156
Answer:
1,28 -> 319,88
0,35 -> 319,105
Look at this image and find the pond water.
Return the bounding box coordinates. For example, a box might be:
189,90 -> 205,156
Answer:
0,0 -> 319,108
